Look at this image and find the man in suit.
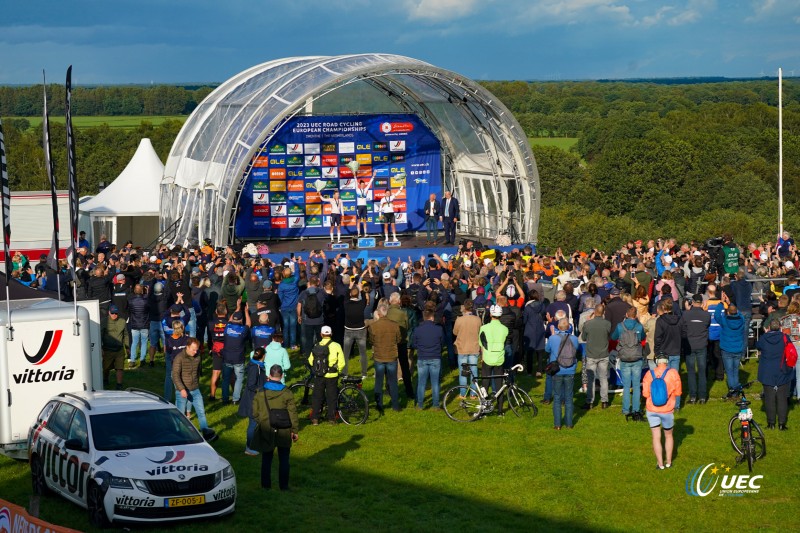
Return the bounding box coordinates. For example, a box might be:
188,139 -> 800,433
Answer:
424,193 -> 440,244
439,190 -> 460,245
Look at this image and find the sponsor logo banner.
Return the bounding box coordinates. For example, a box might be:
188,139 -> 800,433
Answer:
272,217 -> 288,228
253,156 -> 270,168
339,178 -> 356,190
306,215 -> 322,227
286,155 -> 303,166
322,204 -> 332,215
390,140 -> 406,152
339,142 -> 355,154
270,192 -> 287,203
322,167 -> 338,179
357,168 -> 373,178
287,192 -> 304,204
304,167 -> 321,178
304,143 -> 320,154
288,205 -> 304,216
288,216 -> 305,228
339,155 -> 354,165
340,191 -> 356,201
253,193 -> 269,205
287,168 -> 304,178
269,180 -> 287,192
270,168 -> 287,180
356,142 -> 372,152
339,166 -> 353,178
322,154 -> 338,167
305,155 -> 321,166
342,215 -> 358,226
391,154 -> 405,162
269,144 -> 286,154
251,168 -> 269,179
322,143 -> 337,153
356,153 -> 372,165
271,204 -> 287,216
395,212 -> 408,223
253,205 -> 270,217
372,141 -> 388,151
252,179 -> 270,191
372,154 -> 388,163
287,180 -> 304,192
269,156 -> 286,166
374,178 -> 389,189
306,204 -> 322,215
342,204 -> 357,214
287,143 -> 303,154
391,177 -> 407,189
305,192 -> 321,203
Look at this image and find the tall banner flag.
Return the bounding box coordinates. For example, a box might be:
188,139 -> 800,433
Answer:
65,66 -> 78,272
0,119 -> 12,283
42,72 -> 60,278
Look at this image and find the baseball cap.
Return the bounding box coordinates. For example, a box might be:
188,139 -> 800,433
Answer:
283,261 -> 291,267
610,287 -> 621,296
663,255 -> 673,263
463,259 -> 472,268
231,311 -> 243,321
321,325 -> 332,335
340,258 -> 349,268
262,280 -> 272,290
693,250 -> 702,256
109,305 -> 119,314
440,253 -> 449,262
114,274 -> 125,283
490,305 -> 503,317
655,354 -> 670,364
382,272 -> 391,280
786,261 -> 794,269
476,286 -> 486,295
401,261 -> 409,271
170,304 -> 183,313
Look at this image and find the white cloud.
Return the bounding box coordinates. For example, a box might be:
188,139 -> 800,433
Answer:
402,0 -> 482,21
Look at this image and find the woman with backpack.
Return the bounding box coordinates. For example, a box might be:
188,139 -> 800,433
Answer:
241,347 -> 268,456
251,364 -> 299,490
545,318 -> 578,429
642,354 -> 682,470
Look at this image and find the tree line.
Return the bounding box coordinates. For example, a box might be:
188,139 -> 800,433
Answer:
0,79 -> 798,251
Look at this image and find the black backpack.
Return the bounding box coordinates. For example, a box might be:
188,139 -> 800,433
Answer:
311,342 -> 331,376
304,292 -> 322,319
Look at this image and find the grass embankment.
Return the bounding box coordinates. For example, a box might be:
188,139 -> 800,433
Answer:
1,349 -> 797,532
6,115 -> 186,129
529,137 -> 578,151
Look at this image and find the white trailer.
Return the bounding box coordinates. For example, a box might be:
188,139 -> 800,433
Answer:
0,298 -> 102,459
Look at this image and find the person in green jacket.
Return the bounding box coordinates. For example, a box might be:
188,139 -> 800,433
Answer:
251,364 -> 299,490
479,305 -> 509,412
102,304 -> 129,389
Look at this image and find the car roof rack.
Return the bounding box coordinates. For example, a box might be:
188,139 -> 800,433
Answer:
58,392 -> 92,410
125,387 -> 169,404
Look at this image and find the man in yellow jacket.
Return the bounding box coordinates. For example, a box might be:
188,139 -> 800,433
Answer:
308,325 -> 345,425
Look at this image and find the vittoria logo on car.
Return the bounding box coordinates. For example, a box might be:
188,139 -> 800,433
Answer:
148,451 -> 185,464
116,496 -> 156,508
145,463 -> 209,476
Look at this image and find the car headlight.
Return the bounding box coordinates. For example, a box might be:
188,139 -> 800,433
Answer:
109,477 -> 133,490
222,465 -> 235,481
132,479 -> 150,493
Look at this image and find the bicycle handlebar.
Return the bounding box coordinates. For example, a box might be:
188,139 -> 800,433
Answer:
510,364 -> 524,373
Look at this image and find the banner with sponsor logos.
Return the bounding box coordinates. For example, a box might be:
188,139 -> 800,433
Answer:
235,114 -> 441,239
0,499 -> 83,533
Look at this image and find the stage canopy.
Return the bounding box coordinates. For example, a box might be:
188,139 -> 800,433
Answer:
161,54 -> 539,246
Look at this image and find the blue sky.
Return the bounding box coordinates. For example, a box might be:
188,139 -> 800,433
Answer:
1,0 -> 798,84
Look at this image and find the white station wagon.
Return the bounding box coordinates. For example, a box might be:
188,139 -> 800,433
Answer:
28,389 -> 236,527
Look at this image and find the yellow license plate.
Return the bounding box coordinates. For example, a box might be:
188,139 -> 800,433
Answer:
165,495 -> 205,507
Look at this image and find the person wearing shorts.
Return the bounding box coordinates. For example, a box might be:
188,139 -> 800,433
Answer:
319,190 -> 344,243
642,354 -> 682,470
380,185 -> 404,242
356,174 -> 375,237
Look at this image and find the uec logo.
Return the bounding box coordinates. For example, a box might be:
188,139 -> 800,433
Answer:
685,463 -> 763,497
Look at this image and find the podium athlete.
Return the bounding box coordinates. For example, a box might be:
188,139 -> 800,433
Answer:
379,184 -> 404,243
319,190 -> 344,243
356,171 -> 376,237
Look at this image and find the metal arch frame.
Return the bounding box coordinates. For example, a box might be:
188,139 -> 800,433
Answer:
165,56 -> 538,246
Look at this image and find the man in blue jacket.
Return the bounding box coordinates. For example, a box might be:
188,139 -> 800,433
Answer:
756,319 -> 795,430
412,308 -> 444,409
222,299 -> 252,404
730,270 -> 753,354
715,303 -> 746,395
277,263 -> 300,350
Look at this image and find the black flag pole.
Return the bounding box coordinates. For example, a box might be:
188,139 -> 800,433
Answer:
43,71 -> 62,301
0,119 -> 13,338
66,65 -> 79,329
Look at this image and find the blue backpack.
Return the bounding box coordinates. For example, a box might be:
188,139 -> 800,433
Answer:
649,368 -> 670,407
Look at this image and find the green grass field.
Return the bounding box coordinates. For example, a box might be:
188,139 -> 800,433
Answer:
5,115 -> 186,129
1,351 -> 797,532
529,137 -> 579,151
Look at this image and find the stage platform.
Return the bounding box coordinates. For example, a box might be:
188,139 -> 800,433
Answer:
257,234 -> 463,264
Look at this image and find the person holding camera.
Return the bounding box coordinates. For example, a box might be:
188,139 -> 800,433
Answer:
251,364 -> 299,490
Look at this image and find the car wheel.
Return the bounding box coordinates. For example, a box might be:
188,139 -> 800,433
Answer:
87,482 -> 110,528
30,455 -> 50,496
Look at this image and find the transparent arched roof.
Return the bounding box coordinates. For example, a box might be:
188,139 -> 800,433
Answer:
161,54 -> 539,245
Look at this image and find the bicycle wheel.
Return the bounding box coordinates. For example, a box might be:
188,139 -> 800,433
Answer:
727,415 -> 744,455
508,386 -> 538,418
749,420 -> 766,460
338,385 -> 369,425
443,386 -> 482,422
728,416 -> 766,461
290,381 -> 315,418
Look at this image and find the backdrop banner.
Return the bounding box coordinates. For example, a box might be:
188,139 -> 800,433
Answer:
235,114 -> 441,239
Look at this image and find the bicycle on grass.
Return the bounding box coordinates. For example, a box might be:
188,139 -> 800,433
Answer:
289,372 -> 369,425
443,363 -> 538,422
727,381 -> 766,472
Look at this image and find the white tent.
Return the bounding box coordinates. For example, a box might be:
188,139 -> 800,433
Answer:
80,138 -> 163,247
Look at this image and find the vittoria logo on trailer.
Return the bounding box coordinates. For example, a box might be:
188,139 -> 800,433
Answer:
23,330 -> 63,365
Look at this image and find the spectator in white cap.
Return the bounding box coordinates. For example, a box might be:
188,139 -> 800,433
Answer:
307,325 -> 345,425
380,270 -> 400,301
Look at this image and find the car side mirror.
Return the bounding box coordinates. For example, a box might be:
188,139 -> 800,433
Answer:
64,438 -> 88,452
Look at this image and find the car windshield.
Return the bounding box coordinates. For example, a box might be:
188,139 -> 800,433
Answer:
90,408 -> 203,451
